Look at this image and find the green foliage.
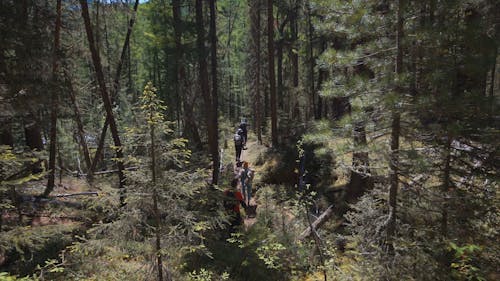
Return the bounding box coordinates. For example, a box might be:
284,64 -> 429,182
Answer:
0,224 -> 79,277
449,243 -> 485,281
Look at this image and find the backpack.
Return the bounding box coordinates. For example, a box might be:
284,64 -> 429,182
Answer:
247,169 -> 254,182
234,133 -> 243,145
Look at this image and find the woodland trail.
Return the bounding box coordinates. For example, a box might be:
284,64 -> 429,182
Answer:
231,138 -> 260,229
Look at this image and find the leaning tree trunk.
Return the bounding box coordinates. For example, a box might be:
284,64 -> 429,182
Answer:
90,0 -> 139,179
79,0 -> 126,205
65,72 -> 93,180
44,0 -> 62,197
386,0 -> 404,254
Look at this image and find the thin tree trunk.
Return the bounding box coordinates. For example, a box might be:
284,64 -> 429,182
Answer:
66,72 -> 93,180
386,0 -> 404,254
306,0 -> 316,120
250,0 -> 262,144
79,0 -> 126,205
196,0 -> 217,183
267,0 -> 277,147
90,0 -> 139,177
291,2 -> 299,89
150,109 -> 163,281
344,120 -> 372,207
44,0 -> 62,197
209,0 -> 220,185
173,0 -> 202,148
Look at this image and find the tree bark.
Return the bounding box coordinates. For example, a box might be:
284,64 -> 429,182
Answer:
172,0 -> 202,148
267,0 -> 278,147
306,0 -> 316,120
79,0 -> 126,205
45,0 -> 62,197
250,0 -> 262,144
386,0 -> 404,254
90,0 -> 139,178
196,0 -> 218,184
209,0 -> 220,185
65,72 -> 93,181
344,120 -> 372,209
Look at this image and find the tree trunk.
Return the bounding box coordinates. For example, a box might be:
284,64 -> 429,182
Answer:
267,0 -> 278,147
196,0 -> 218,184
290,2 -> 299,89
45,0 -> 62,197
386,0 -> 404,253
172,1 -> 202,149
149,106 -> 163,281
344,120 -> 372,208
249,0 -> 262,144
172,0 -> 182,132
306,0 -> 316,120
90,0 -> 139,178
79,0 -> 126,206
209,0 -> 220,185
66,72 -> 93,181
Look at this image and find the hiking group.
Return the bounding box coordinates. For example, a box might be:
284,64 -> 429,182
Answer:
224,119 -> 256,232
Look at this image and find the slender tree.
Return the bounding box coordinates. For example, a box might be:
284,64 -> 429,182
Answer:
196,0 -> 218,184
79,0 -> 126,205
249,0 -> 262,143
44,0 -> 62,196
386,0 -> 404,253
65,71 -> 93,180
173,0 -> 202,148
209,0 -> 220,185
90,0 -> 140,178
267,0 -> 278,147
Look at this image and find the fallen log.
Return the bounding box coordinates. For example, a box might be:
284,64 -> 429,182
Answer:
55,191 -> 98,198
298,205 -> 336,240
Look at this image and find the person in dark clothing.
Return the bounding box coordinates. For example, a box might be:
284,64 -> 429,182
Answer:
234,128 -> 244,163
224,178 -> 247,232
239,119 -> 248,149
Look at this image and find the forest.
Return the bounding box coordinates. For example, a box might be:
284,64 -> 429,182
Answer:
0,0 -> 498,280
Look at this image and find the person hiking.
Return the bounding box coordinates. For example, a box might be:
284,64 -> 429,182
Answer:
234,128 -> 244,163
224,178 -> 247,232
239,161 -> 254,207
239,119 -> 248,150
